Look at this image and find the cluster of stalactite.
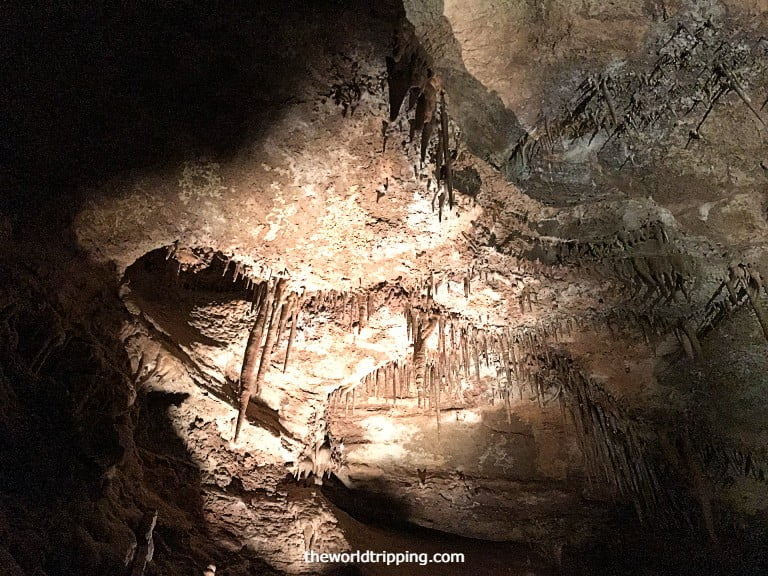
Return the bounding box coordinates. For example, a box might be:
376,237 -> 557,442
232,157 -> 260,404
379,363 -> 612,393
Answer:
533,351 -> 768,539
383,16 -> 458,220
301,283 -> 409,333
227,253 -> 767,453
522,219 -> 698,308
526,219 -> 673,266
699,262 -> 768,344
697,439 -> 768,485
327,67 -> 387,118
326,294 -> 726,423
165,244 -> 276,286
328,299 -> 579,425
234,277 -> 304,442
543,353 -> 664,521
296,269 -> 482,334
508,18 -> 768,173
567,260 -> 768,356
603,307 -> 671,344
612,251 -> 695,307
326,293 -> 768,536
329,358 -> 411,414
322,297 -> 670,519
474,215 -> 700,309
319,279 -> 768,537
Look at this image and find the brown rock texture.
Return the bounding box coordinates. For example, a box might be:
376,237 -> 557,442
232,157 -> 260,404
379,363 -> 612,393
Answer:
2,0 -> 768,575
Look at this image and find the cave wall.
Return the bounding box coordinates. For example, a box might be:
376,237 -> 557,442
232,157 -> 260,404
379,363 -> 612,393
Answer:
2,0 -> 768,574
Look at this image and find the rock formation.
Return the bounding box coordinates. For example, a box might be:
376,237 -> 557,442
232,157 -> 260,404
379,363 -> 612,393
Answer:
2,1 -> 768,574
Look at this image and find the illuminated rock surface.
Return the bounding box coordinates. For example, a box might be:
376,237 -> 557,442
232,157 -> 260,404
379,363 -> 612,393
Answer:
2,1 -> 768,574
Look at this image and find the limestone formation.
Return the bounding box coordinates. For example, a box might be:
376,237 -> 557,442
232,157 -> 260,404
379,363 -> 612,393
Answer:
2,1 -> 768,575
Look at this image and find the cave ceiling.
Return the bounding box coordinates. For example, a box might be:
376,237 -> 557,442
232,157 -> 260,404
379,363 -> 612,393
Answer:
1,1 -> 768,575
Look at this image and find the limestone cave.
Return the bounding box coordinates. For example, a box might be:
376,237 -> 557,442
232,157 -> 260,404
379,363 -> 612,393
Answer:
2,1 -> 768,574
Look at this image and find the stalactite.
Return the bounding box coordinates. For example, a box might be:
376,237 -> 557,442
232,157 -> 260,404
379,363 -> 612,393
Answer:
417,368 -> 423,409
367,290 -> 374,322
405,305 -> 413,342
681,431 -> 718,544
402,362 -> 409,398
392,361 -> 399,405
500,333 -> 513,400
503,384 -> 512,424
358,293 -> 368,330
343,294 -> 351,331
460,326 -> 470,379
283,290 -> 304,373
235,278 -> 278,442
351,293 -> 360,332
254,277 -> 287,385
473,331 -> 481,385
414,315 -> 438,410
435,363 -> 442,439
513,343 -> 524,400
446,353 -> 456,398
745,269 -> 768,344
439,91 -> 453,208
274,292 -> 296,355
680,319 -> 702,359
675,326 -> 695,360
251,280 -> 266,313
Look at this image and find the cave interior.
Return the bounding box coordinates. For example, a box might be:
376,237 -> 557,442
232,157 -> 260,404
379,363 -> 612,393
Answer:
2,1 -> 768,575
